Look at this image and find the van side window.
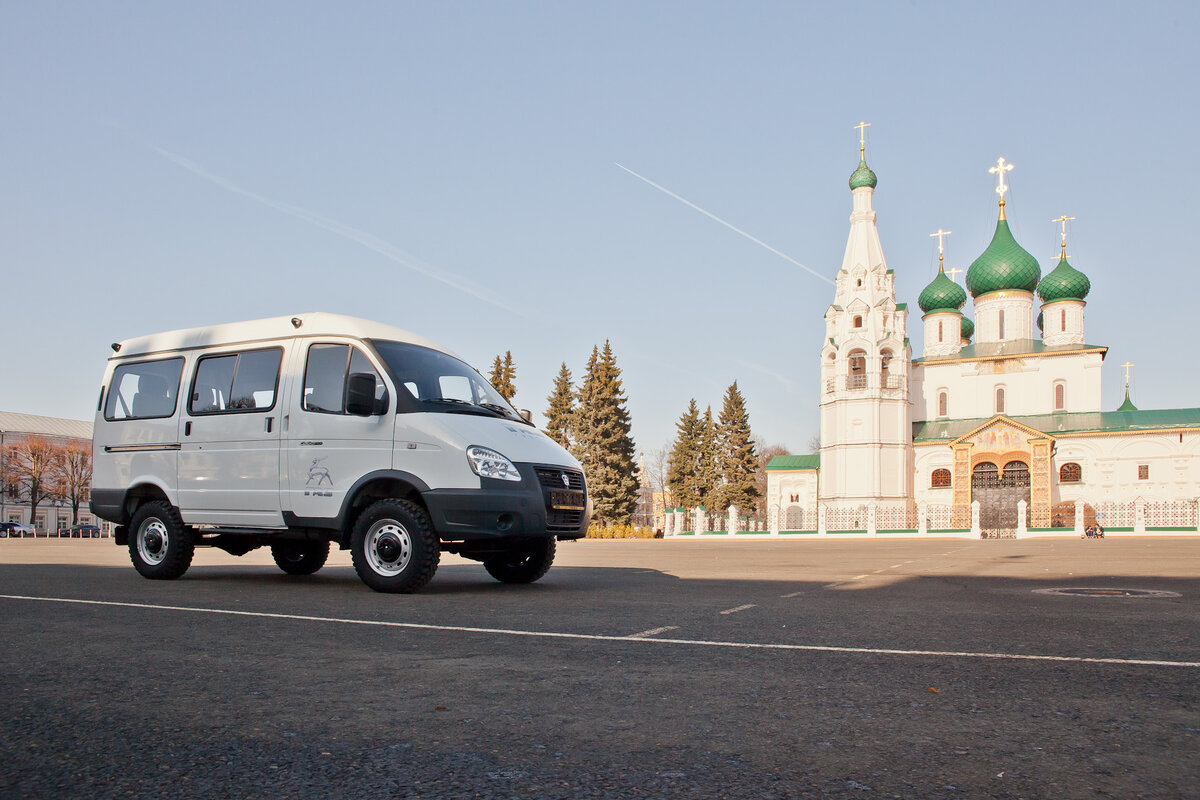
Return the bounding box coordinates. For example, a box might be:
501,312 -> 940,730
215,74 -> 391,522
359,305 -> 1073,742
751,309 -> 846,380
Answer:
104,358 -> 184,421
303,344 -> 387,415
190,348 -> 282,414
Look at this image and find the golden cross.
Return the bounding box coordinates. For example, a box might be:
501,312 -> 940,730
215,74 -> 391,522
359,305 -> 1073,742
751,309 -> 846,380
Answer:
989,157 -> 1014,209
1121,361 -> 1135,388
1052,214 -> 1076,256
930,228 -> 952,273
946,267 -> 963,282
854,121 -> 870,158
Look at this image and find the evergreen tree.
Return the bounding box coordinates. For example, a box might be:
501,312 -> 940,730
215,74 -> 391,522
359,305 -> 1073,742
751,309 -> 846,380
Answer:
488,351 -> 517,402
713,381 -> 759,513
573,341 -> 639,525
695,405 -> 719,509
667,399 -> 702,509
543,362 -> 574,448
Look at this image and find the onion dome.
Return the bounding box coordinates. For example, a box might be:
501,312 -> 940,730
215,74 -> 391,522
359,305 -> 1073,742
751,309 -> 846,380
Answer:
960,316 -> 975,341
1037,255 -> 1091,303
918,267 -> 967,313
1117,389 -> 1137,412
849,159 -> 877,190
965,218 -> 1041,297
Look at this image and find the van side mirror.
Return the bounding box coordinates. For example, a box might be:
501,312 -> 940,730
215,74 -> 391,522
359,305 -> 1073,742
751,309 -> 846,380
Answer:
346,373 -> 378,416
519,409 -> 533,423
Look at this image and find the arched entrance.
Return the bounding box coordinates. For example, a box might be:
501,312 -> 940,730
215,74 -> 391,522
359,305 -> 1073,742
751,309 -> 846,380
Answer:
972,460 -> 1030,536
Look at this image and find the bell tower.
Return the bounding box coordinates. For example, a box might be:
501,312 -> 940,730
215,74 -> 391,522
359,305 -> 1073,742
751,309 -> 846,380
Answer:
818,125 -> 913,506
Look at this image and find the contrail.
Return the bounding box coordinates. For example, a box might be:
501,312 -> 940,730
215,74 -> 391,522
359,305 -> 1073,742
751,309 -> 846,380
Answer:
615,163 -> 833,286
738,360 -> 795,393
152,146 -> 523,316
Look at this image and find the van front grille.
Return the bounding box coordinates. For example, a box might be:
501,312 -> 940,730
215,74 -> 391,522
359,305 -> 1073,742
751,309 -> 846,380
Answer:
534,468 -> 585,491
533,467 -> 586,532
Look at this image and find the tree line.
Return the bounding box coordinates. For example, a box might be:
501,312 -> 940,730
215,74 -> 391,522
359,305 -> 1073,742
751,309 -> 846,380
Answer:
666,382 -> 760,515
2,436 -> 93,529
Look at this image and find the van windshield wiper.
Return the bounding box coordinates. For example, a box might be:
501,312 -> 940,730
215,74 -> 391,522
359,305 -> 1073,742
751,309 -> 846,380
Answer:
423,398 -> 505,417
478,402 -> 521,420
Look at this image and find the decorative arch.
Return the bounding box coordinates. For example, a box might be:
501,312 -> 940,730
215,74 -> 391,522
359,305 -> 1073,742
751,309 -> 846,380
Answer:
847,348 -> 868,389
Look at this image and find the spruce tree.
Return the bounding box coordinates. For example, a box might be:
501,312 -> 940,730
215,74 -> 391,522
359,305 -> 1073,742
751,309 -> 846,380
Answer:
573,341 -> 639,526
543,362 -> 574,448
713,381 -> 759,513
695,405 -> 719,510
667,399 -> 702,509
488,351 -> 517,402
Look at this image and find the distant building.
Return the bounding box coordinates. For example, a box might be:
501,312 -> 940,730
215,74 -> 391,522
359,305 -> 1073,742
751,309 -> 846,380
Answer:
0,411 -> 99,533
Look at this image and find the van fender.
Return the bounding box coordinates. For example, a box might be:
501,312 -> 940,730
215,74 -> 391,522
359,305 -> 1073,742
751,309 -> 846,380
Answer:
101,477 -> 178,525
283,469 -> 433,537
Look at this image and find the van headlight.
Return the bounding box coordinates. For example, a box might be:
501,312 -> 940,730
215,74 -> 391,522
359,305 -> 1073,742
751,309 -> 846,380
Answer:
467,446 -> 522,482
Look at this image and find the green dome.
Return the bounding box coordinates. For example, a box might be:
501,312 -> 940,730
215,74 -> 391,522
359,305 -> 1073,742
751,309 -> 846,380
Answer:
1117,390 -> 1137,412
918,268 -> 967,313
849,159 -> 877,190
1037,255 -> 1091,303
965,218 -> 1041,297
960,316 -> 975,341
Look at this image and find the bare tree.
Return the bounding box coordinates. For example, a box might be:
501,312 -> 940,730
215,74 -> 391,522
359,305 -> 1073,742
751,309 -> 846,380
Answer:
645,444 -> 672,516
3,435 -> 60,532
55,440 -> 92,525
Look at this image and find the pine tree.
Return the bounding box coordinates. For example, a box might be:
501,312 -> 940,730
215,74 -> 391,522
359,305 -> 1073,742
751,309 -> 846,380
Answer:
695,405 -> 719,510
667,399 -> 702,509
543,362 -> 574,448
573,341 -> 639,526
713,381 -> 759,513
488,351 -> 517,402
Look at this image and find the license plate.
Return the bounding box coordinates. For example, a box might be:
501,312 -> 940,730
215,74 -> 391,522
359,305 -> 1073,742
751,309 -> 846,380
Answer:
551,490 -> 585,511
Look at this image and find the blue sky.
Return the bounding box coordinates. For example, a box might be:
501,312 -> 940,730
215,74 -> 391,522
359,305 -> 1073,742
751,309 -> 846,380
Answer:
3,1 -> 1197,455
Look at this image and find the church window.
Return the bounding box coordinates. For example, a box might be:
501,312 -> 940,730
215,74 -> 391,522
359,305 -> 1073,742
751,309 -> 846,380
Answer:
1059,463 -> 1082,483
880,350 -> 894,386
931,468 -> 951,488
853,315 -> 863,329
847,350 -> 867,389
1060,308 -> 1067,332
789,493 -> 799,503
856,278 -> 862,288
998,309 -> 1006,340
938,391 -> 948,417
1054,383 -> 1065,410
995,387 -> 1005,414
937,320 -> 943,343
1138,464 -> 1149,480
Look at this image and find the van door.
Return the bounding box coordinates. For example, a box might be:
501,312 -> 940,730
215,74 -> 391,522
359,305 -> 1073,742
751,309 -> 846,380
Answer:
177,347 -> 286,528
282,341 -> 394,524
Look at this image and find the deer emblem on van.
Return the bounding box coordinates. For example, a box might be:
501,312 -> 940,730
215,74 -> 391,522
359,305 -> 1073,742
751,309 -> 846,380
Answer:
306,457 -> 334,487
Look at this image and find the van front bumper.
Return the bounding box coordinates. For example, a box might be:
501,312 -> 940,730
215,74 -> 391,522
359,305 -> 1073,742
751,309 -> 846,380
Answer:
422,465 -> 590,542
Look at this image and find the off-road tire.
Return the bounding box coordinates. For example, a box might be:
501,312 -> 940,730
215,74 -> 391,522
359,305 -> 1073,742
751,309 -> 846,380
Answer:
128,501 -> 195,580
484,538 -> 556,584
350,499 -> 439,593
271,540 -> 331,575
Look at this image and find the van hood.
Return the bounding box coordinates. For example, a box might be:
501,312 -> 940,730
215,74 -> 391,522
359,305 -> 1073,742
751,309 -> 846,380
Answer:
400,412 -> 580,469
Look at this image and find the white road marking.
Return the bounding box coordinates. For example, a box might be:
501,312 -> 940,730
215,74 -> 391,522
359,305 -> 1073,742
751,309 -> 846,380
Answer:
889,564 -> 904,569
629,626 -> 679,638
719,604 -> 757,615
2,594 -> 1197,669
779,591 -> 805,598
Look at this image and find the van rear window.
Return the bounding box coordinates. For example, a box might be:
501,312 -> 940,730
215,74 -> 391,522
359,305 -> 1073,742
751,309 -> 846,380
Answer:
104,358 -> 185,421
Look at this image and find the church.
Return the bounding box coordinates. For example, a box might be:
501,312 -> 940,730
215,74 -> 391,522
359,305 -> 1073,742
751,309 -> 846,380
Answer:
765,136 -> 1200,537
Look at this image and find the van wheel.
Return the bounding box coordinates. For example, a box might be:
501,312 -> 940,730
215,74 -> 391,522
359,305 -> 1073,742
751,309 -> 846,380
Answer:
484,538 -> 555,584
128,501 -> 194,580
350,500 -> 439,593
271,541 -> 330,575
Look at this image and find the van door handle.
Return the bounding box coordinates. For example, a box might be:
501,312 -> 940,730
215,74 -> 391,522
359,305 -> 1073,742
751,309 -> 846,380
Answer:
185,421 -> 192,436
265,417 -> 273,433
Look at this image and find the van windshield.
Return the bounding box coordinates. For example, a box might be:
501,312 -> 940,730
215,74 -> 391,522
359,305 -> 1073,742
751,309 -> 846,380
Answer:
369,340 -> 528,424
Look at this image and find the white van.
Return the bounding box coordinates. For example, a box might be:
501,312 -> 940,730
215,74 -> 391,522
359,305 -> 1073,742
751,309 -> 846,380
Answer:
90,313 -> 591,593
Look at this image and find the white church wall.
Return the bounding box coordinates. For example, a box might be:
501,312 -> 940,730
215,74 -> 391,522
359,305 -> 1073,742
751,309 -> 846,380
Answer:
973,292 -> 1036,344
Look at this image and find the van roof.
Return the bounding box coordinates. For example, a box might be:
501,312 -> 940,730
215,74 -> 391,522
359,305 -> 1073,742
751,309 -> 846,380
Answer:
111,312 -> 458,360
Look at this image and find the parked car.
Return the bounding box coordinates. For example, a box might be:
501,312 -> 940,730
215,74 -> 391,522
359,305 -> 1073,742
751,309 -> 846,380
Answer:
0,522 -> 36,538
67,524 -> 102,538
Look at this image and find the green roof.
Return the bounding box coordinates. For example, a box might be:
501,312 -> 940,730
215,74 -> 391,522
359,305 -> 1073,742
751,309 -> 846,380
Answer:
913,338 -> 1107,364
960,316 -> 975,340
913,407 -> 1200,442
1037,255 -> 1091,303
917,268 -> 967,313
895,302 -> 907,310
1117,391 -> 1138,412
849,159 -> 877,190
766,454 -> 821,471
966,218 -> 1041,297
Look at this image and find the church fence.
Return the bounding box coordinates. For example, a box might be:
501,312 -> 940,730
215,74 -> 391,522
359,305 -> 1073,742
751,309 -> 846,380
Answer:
660,497 -> 1199,537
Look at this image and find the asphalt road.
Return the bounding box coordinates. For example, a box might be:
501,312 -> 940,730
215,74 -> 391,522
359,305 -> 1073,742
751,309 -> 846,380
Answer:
1,537 -> 1198,799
